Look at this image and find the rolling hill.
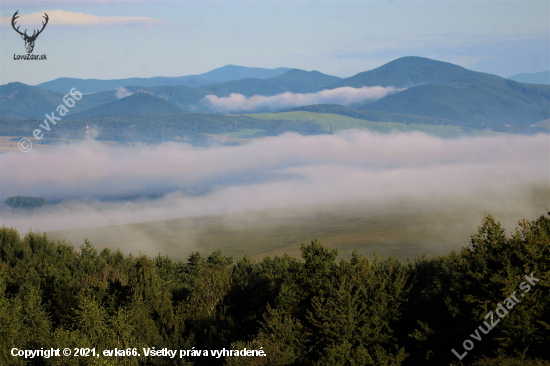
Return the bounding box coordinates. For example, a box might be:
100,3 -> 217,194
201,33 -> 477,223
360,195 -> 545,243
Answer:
508,71 -> 550,85
325,56 -> 502,89
64,93 -> 189,120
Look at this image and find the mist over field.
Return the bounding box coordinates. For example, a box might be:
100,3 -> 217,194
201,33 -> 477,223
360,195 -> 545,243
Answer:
1,131 -> 548,238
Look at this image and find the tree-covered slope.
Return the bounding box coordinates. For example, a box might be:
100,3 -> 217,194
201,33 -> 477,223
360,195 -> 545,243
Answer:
1,212 -> 549,365
281,104 -> 454,126
0,83 -> 121,119
0,83 -> 93,119
0,113 -> 325,143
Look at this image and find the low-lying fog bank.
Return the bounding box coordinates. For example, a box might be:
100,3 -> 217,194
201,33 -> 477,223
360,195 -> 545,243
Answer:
1,130 -> 548,258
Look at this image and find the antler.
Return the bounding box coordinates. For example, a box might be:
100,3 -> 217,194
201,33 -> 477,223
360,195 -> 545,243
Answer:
11,10 -> 26,37
11,11 -> 49,40
29,13 -> 49,39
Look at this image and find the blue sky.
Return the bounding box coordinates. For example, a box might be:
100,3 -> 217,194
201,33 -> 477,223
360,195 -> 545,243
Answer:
1,0 -> 548,85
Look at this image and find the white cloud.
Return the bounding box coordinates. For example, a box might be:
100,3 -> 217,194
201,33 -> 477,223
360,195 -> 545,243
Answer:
203,86 -> 400,113
0,9 -> 166,28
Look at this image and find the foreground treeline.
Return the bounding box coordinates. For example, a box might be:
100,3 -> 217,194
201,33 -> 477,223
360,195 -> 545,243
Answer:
1,214 -> 549,366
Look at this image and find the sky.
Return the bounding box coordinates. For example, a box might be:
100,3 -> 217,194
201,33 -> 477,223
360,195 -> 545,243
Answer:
0,0 -> 548,85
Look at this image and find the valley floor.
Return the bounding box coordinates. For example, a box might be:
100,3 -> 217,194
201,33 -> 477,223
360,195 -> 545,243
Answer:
47,185 -> 549,262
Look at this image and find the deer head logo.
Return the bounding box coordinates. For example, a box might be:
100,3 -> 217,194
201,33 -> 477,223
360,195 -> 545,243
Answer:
12,11 -> 49,54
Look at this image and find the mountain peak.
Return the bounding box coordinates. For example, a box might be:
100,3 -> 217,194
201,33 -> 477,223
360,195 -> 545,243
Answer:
326,56 -> 502,89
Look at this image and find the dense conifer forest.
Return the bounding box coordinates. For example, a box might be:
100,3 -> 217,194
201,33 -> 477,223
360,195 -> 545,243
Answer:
1,213 -> 549,365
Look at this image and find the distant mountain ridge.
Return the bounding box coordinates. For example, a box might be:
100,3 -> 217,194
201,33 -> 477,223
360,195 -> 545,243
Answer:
36,76 -> 216,95
197,65 -> 291,83
199,69 -> 342,96
36,65 -> 291,94
3,56 -> 549,133
508,71 -> 550,85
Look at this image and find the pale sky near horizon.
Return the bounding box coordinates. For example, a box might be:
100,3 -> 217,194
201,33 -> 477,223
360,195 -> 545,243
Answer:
0,0 -> 548,85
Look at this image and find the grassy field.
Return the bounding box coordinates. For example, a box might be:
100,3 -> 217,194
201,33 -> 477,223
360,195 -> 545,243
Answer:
244,111 -> 505,138
47,185 -> 549,263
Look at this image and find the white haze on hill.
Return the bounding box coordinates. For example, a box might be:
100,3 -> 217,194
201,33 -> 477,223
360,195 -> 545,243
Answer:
203,86 -> 399,112
115,86 -> 133,99
1,131 -> 548,236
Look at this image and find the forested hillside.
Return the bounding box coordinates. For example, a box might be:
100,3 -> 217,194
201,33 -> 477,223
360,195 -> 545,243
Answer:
0,114 -> 325,144
358,78 -> 550,128
281,104 -> 455,126
0,83 -> 103,119
1,213 -> 549,365
0,83 -> 120,119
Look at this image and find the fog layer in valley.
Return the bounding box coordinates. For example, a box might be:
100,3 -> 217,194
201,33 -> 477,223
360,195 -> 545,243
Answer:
1,131 -> 548,257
